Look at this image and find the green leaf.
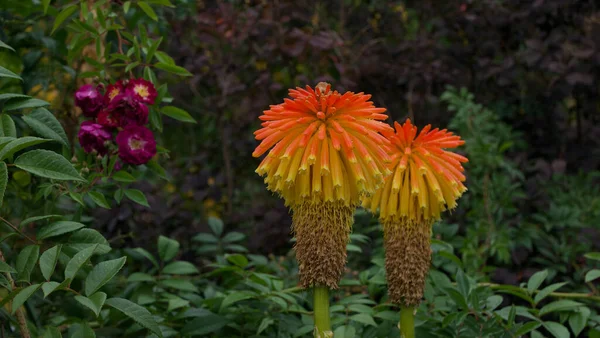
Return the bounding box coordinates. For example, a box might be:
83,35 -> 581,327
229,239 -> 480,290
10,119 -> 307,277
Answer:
42,326 -> 62,338
0,66 -> 21,81
0,115 -> 16,137
155,62 -> 192,76
514,322 -> 542,336
42,280 -> 69,298
0,261 -> 15,273
128,247 -> 158,267
11,284 -> 41,313
162,261 -> 199,275
0,162 -> 7,208
146,0 -> 175,7
75,292 -> 107,317
70,322 -> 96,338
348,304 -> 374,315
222,232 -> 245,243
52,5 -> 78,34
585,269 -> 600,282
16,245 -> 39,282
40,245 -> 62,280
543,321 -> 570,338
486,295 -> 503,311
161,279 -> 198,292
181,312 -> 227,335
42,0 -> 51,14
192,233 -> 218,243
85,257 -> 127,296
38,221 -> 86,240
0,94 -> 29,101
161,106 -> 196,123
68,229 -> 111,255
15,149 -> 84,181
527,270 -> 548,293
585,252 -> 600,261
88,191 -> 111,209
539,300 -> 583,317
4,98 -> 50,111
158,235 -> 179,262
0,40 -> 15,52
257,317 -> 274,335
208,216 -> 223,236
0,137 -> 49,161
225,254 -> 248,268
112,171 -> 136,182
167,298 -> 189,312
127,272 -> 155,283
154,51 -> 175,65
443,287 -> 469,310
124,189 -> 149,207
569,308 -> 590,337
22,108 -> 70,146
534,282 -> 568,304
349,313 -> 377,327
105,298 -> 163,337
20,215 -> 61,227
220,290 -> 256,310
138,2 -> 158,21
64,244 -> 98,280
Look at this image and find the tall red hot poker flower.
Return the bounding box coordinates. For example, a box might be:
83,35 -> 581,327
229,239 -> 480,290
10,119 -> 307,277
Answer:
363,119 -> 468,306
253,83 -> 393,288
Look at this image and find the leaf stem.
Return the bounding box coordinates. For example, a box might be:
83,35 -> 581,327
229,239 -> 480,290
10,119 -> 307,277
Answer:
0,249 -> 31,338
0,216 -> 36,244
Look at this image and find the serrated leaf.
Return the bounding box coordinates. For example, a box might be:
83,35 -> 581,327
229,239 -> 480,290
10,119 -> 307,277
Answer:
68,229 -> 111,254
161,279 -> 198,292
85,257 -> 126,296
128,247 -> 158,267
158,236 -> 179,262
16,245 -> 39,282
52,5 -> 78,34
181,312 -> 227,335
0,66 -> 21,81
162,261 -> 199,275
4,98 -> 49,111
124,189 -> 149,207
42,280 -> 69,298
64,244 -> 98,280
0,94 -> 29,101
138,2 -> 158,21
569,308 -> 590,337
42,326 -> 62,338
161,106 -> 196,123
105,298 -> 162,337
514,321 -> 541,336
20,214 -> 61,227
543,321 -> 570,338
11,284 -> 41,313
40,245 -> 62,280
127,272 -> 155,283
0,115 -> 16,137
22,108 -> 69,146
15,149 -> 84,181
88,191 -> 111,209
75,292 -> 107,317
527,270 -> 548,293
167,298 -> 189,312
0,137 -> 49,161
38,221 -> 85,240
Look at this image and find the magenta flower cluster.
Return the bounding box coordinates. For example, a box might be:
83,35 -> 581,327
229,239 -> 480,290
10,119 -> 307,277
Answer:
75,79 -> 157,165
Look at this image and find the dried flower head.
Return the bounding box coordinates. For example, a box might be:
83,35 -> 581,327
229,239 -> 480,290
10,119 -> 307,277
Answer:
254,82 -> 393,207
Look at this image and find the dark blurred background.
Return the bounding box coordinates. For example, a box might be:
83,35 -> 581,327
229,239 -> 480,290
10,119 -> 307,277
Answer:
97,0 -> 600,259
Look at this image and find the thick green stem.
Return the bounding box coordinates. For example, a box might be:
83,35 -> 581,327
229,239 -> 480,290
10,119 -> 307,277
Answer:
400,306 -> 415,338
313,286 -> 332,337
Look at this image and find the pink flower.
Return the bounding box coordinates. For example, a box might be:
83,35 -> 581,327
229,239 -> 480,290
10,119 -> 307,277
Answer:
107,92 -> 149,127
78,121 -> 112,155
104,80 -> 125,104
97,110 -> 120,129
126,78 -> 157,105
75,84 -> 104,118
116,125 -> 156,165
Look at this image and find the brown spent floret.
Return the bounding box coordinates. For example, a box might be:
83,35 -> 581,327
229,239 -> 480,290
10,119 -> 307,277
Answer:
292,201 -> 354,289
383,218 -> 433,306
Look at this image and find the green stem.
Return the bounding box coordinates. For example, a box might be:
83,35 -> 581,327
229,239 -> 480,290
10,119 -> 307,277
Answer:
400,306 -> 415,338
313,286 -> 332,337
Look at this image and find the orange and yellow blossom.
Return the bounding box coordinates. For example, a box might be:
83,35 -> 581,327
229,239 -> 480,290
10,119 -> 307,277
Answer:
253,83 -> 393,288
363,119 -> 468,306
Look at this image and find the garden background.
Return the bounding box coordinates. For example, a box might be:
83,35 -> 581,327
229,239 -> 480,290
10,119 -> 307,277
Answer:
1,0 -> 600,337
